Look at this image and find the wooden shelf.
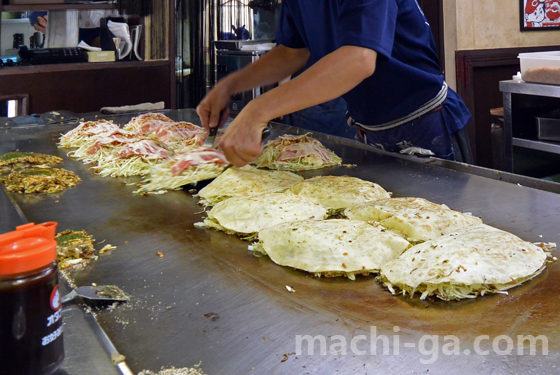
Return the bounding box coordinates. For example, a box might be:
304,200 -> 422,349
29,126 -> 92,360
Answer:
0,1 -> 177,112
0,60 -> 174,114
1,3 -> 116,11
0,59 -> 171,76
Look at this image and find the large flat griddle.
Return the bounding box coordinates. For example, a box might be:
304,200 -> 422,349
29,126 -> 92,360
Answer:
2,109 -> 560,375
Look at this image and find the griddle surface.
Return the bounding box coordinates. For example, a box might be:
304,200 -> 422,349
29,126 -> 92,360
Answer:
2,109 -> 560,375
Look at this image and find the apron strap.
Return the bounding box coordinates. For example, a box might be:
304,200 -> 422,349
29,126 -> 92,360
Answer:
347,82 -> 448,131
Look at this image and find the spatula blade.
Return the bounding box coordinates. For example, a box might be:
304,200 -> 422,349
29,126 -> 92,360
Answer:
62,285 -> 130,303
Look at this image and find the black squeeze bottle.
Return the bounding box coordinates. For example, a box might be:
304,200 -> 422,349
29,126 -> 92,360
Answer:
0,222 -> 64,375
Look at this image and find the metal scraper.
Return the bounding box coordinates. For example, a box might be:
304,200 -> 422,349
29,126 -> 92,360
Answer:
203,125 -> 219,148
202,110 -> 226,148
203,124 -> 272,149
61,285 -> 130,303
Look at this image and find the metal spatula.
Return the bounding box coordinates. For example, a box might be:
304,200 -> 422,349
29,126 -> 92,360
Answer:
203,110 -> 226,148
203,125 -> 219,148
61,285 -> 130,304
203,114 -> 272,149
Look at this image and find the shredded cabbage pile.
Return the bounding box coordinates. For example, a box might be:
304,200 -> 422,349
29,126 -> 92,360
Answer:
58,115 -> 214,182
136,162 -> 225,194
96,156 -> 160,178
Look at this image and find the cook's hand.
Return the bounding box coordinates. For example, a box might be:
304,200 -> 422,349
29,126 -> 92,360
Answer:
196,85 -> 230,132
218,112 -> 268,167
33,16 -> 47,34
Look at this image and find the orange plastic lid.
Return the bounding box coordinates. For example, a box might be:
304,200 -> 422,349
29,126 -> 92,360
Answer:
0,222 -> 58,275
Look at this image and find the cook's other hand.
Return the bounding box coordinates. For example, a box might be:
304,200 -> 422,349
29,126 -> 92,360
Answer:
218,106 -> 268,167
196,85 -> 230,132
34,16 -> 47,33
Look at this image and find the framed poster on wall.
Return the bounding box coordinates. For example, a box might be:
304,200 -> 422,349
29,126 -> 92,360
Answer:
521,0 -> 560,30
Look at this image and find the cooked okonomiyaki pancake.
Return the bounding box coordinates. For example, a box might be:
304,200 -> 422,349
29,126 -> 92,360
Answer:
345,197 -> 482,242
2,168 -> 81,194
197,193 -> 327,237
1,152 -> 62,171
287,175 -> 391,215
379,224 -> 548,301
197,165 -> 303,206
255,219 -> 411,280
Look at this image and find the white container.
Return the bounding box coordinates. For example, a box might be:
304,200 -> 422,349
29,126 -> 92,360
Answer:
518,51 -> 560,85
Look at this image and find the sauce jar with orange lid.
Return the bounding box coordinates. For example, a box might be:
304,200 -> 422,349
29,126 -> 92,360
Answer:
0,222 -> 64,375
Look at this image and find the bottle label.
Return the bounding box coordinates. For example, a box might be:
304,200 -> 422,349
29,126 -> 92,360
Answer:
42,284 -> 63,346
46,309 -> 62,327
50,285 -> 61,311
41,326 -> 63,346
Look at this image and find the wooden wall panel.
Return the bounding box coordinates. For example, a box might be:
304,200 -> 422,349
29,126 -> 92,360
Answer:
456,45 -> 560,168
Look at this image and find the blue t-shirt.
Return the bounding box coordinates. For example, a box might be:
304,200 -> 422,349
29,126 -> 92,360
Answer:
275,0 -> 470,133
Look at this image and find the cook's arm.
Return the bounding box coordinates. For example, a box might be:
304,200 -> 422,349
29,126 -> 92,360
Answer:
197,45 -> 311,131
246,45 -> 376,123
219,45 -> 377,167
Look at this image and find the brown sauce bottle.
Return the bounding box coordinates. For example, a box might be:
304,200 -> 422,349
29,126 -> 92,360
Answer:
0,222 -> 64,375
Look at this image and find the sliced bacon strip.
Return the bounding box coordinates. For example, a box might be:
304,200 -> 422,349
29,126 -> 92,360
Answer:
83,122 -> 121,135
117,139 -> 171,160
85,132 -> 143,155
159,128 -> 205,143
186,133 -> 207,148
125,113 -> 175,131
140,120 -> 200,133
133,113 -> 175,124
139,119 -> 175,134
170,147 -> 229,176
61,120 -> 115,139
267,133 -> 320,146
277,143 -> 331,163
141,121 -> 205,143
